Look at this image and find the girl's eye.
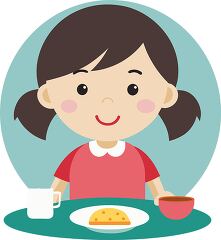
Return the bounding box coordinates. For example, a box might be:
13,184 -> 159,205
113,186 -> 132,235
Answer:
77,84 -> 88,95
127,84 -> 139,95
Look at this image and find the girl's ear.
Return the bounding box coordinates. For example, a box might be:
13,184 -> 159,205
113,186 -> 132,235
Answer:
162,84 -> 178,108
37,84 -> 54,109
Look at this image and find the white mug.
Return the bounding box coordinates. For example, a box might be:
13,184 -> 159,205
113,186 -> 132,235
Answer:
27,188 -> 61,219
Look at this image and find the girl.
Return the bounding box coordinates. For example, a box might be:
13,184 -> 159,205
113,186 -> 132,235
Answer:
14,5 -> 201,205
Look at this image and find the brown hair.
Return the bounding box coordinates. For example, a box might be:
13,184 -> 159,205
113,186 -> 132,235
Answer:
14,5 -> 201,140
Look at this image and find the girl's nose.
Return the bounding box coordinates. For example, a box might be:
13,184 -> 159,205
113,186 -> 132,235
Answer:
102,97 -> 114,103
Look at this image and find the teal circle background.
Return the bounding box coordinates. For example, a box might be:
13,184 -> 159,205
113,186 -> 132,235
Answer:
0,1 -> 220,200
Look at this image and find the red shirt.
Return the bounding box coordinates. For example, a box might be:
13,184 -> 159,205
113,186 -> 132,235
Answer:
54,142 -> 159,199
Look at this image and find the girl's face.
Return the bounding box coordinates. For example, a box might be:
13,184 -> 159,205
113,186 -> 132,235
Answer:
38,44 -> 178,141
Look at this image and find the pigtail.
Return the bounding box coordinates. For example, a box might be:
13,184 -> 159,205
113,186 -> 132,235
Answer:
159,90 -> 201,140
14,90 -> 56,140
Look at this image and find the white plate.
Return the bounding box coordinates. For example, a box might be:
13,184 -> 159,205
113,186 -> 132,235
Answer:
69,205 -> 149,234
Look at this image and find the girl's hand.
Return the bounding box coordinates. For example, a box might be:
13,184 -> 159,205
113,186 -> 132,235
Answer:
147,177 -> 174,206
53,193 -> 61,203
51,177 -> 68,203
154,191 -> 174,206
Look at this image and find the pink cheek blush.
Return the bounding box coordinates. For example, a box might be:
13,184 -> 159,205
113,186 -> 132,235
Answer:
137,99 -> 155,113
61,100 -> 77,113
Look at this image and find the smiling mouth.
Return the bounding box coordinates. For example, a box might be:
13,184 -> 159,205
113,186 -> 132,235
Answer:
95,115 -> 120,126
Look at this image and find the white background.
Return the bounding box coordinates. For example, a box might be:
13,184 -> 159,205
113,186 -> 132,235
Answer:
0,0 -> 220,239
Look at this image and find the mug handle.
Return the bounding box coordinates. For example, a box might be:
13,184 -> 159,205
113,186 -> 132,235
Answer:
53,191 -> 61,208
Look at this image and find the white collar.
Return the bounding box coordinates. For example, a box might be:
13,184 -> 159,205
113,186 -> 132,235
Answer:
89,140 -> 125,157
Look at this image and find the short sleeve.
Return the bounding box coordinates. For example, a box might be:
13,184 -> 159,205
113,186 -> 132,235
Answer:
54,146 -> 81,182
135,147 -> 160,182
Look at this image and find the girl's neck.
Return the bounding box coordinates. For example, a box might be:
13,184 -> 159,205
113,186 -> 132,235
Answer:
96,140 -> 118,149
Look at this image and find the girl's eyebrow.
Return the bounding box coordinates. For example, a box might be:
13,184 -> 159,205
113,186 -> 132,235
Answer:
128,69 -> 142,75
73,69 -> 88,74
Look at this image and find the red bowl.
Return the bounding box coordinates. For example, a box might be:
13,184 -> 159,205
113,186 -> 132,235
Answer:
159,196 -> 194,220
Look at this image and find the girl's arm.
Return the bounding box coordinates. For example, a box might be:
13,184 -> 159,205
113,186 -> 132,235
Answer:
147,177 -> 173,206
51,177 -> 68,202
